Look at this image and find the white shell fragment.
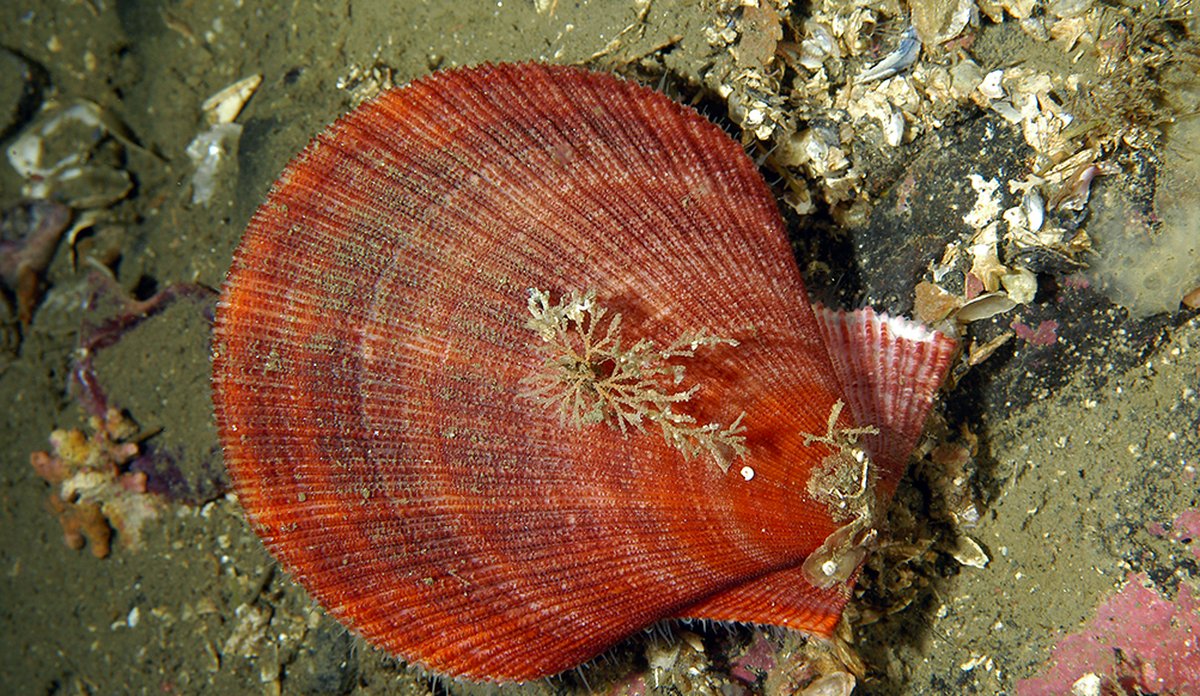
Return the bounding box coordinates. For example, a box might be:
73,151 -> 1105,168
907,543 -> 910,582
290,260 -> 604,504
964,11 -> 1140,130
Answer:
950,535 -> 989,568
202,74 -> 261,126
800,672 -> 856,696
1001,267 -> 1038,305
799,21 -> 838,70
1022,189 -> 1045,232
53,165 -> 133,209
188,76 -> 260,205
956,292 -> 1018,323
856,26 -> 920,83
911,0 -> 976,45
883,109 -> 906,147
781,127 -> 850,176
7,101 -> 108,181
187,123 -> 243,205
978,70 -> 1005,100
963,174 -> 1002,230
1072,673 -> 1103,696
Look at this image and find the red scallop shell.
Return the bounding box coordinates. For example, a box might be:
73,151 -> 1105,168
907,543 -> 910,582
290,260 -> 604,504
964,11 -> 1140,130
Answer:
212,62 -> 956,682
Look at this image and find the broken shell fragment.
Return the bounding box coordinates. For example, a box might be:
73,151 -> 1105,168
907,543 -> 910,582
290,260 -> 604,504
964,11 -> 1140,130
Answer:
1022,189 -> 1045,232
914,281 -> 962,325
798,21 -> 839,71
949,535 -> 989,568
1184,286 -> 1200,310
956,292 -> 1018,323
188,75 -> 260,206
201,74 -> 261,126
978,70 -> 1005,100
51,165 -> 133,210
1000,268 -> 1038,305
966,332 -> 1014,366
186,123 -> 242,206
856,26 -> 921,83
802,671 -> 857,696
781,126 -> 850,176
883,108 -> 906,147
911,0 -> 976,45
7,104 -> 99,179
5,100 -> 137,208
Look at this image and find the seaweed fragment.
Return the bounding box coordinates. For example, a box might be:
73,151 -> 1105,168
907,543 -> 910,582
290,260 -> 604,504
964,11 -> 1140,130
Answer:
521,287 -> 747,470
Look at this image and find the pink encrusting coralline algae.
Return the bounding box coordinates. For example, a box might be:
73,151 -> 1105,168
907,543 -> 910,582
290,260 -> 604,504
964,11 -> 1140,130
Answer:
1017,570 -> 1200,695
1147,508 -> 1200,562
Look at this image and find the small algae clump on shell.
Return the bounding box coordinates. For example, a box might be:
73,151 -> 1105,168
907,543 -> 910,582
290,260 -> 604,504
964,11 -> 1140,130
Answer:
521,287 -> 748,471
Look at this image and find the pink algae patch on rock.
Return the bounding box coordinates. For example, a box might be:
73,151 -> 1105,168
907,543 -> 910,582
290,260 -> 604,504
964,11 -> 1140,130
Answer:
1010,319 -> 1059,346
1017,572 -> 1200,695
729,630 -> 777,685
1146,509 -> 1200,561
1173,510 -> 1200,561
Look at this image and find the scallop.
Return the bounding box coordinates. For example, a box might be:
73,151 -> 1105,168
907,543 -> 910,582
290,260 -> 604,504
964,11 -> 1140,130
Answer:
211,62 -> 956,682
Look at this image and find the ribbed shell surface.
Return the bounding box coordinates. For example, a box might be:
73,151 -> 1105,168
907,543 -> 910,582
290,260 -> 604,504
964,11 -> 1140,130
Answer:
214,63 -> 876,681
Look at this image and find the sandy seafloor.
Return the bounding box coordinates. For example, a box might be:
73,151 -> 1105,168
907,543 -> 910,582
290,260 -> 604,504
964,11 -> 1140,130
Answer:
1,1 -> 1197,695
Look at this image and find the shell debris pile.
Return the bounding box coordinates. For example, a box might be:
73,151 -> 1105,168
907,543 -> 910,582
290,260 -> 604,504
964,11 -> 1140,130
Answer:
3,97 -> 145,299
699,0 -> 1199,322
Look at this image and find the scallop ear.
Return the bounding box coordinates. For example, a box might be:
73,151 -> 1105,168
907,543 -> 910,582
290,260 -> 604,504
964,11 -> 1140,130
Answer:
812,306 -> 958,497
679,308 -> 955,631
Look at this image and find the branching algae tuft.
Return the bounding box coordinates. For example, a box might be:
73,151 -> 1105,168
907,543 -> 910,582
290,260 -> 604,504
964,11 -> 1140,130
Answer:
521,287 -> 747,471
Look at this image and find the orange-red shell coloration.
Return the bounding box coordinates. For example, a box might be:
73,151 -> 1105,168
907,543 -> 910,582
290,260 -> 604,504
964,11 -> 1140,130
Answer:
212,63 -> 956,682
